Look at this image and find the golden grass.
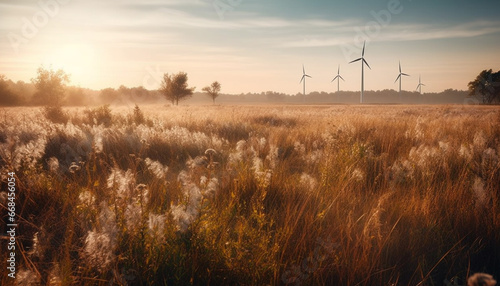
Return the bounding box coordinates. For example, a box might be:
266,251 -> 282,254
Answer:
0,104 -> 499,285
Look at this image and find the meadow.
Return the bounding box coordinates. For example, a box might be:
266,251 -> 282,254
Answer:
0,104 -> 499,285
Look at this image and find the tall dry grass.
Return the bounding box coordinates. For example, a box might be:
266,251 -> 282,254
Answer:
0,104 -> 499,285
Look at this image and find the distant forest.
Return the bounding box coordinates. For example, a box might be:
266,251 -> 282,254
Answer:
0,75 -> 473,106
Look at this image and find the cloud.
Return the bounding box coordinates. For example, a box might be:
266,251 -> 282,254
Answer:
280,20 -> 500,48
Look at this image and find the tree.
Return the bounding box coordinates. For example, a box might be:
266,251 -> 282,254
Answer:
202,81 -> 222,104
159,72 -> 195,105
0,75 -> 22,106
468,69 -> 500,104
31,66 -> 70,106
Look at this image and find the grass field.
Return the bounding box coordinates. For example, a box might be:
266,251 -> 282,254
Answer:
0,104 -> 499,285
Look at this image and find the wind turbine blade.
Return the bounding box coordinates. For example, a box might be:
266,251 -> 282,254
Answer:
395,75 -> 401,83
402,73 -> 410,77
399,61 -> 401,73
332,75 -> 339,81
303,64 -> 305,74
305,75 -> 312,78
338,65 -> 340,74
339,75 -> 345,81
422,84 -> 426,86
349,58 -> 362,64
300,75 -> 305,83
363,59 -> 371,69
362,41 -> 366,57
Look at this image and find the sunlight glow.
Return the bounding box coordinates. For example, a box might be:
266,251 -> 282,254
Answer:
43,43 -> 97,85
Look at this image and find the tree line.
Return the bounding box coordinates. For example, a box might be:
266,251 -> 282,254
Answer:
1,66 -> 499,107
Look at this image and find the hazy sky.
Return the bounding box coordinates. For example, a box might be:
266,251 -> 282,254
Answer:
1,0 -> 500,94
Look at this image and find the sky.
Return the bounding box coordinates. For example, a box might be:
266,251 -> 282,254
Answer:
1,0 -> 500,95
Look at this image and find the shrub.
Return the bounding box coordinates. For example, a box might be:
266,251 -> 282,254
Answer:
43,105 -> 69,124
84,104 -> 113,127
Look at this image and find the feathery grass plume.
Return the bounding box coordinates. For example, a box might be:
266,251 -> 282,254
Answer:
300,173 -> 317,191
252,156 -> 272,188
409,144 -> 439,171
148,214 -> 166,241
47,157 -> 59,173
107,167 -> 134,199
94,134 -> 103,153
266,144 -> 279,169
15,269 -> 40,285
228,140 -> 246,166
0,191 -> 7,206
125,202 -> 142,231
473,177 -> 488,208
459,144 -> 473,162
187,155 -> 209,169
83,203 -> 117,271
473,131 -> 487,152
467,273 -> 497,286
351,168 -> 365,182
438,141 -> 450,153
29,231 -> 42,258
144,157 -> 168,180
363,193 -> 391,241
78,190 -> 95,206
171,170 -> 202,232
481,148 -> 498,175
390,159 -> 414,184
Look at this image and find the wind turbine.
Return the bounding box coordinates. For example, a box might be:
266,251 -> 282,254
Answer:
349,41 -> 371,103
394,61 -> 410,93
331,65 -> 345,92
300,64 -> 311,99
416,75 -> 425,94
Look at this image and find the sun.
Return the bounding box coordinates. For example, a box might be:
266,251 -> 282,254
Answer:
44,43 -> 97,86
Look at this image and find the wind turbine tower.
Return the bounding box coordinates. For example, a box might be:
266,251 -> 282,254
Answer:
300,64 -> 311,100
394,61 -> 410,93
416,75 -> 425,94
349,41 -> 371,103
331,65 -> 345,92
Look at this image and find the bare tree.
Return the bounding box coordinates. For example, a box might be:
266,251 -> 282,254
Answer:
202,81 -> 221,105
159,72 -> 195,105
